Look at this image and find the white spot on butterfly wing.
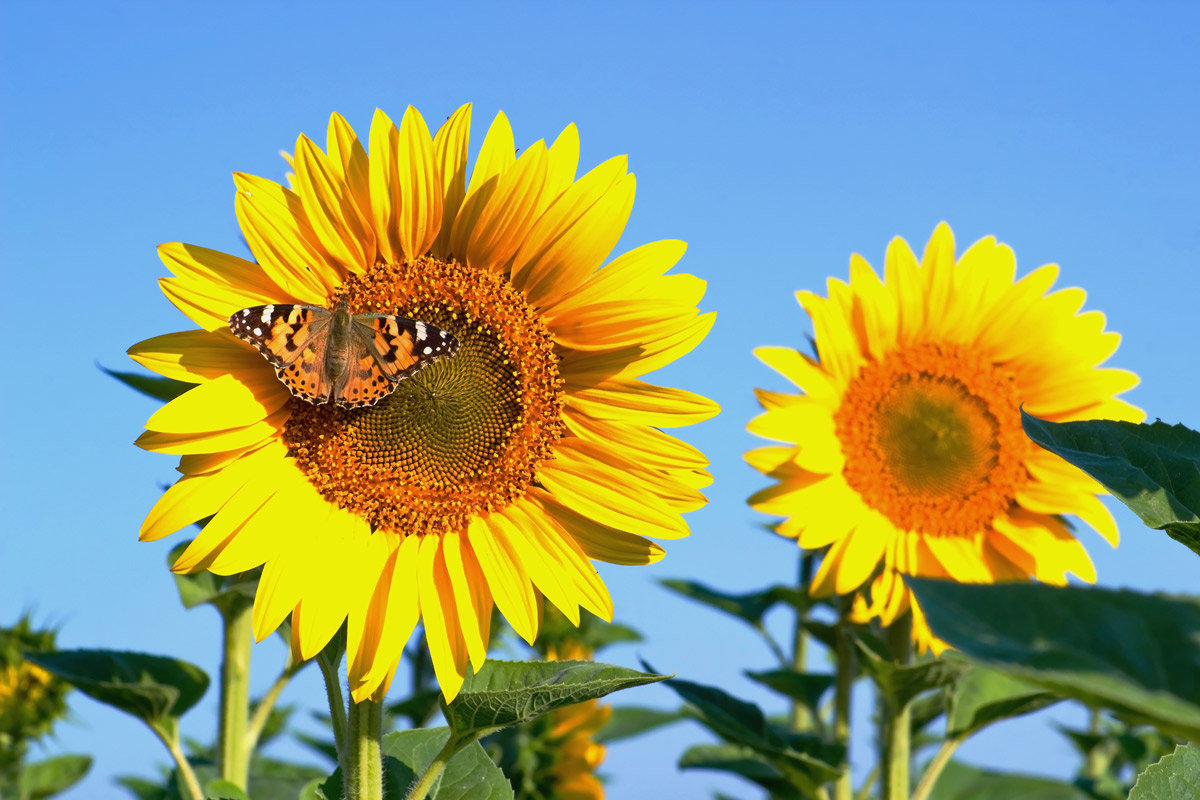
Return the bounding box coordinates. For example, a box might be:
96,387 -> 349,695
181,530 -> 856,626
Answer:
260,306 -> 275,324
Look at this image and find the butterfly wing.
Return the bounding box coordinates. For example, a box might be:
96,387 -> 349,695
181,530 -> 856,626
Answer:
332,314 -> 459,409
229,304 -> 335,404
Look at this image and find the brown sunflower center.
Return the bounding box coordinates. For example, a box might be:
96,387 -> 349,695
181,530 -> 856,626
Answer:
833,342 -> 1029,537
283,256 -> 565,536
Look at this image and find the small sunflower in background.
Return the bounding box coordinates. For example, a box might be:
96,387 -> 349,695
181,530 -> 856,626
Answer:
746,222 -> 1142,649
129,104 -> 716,701
0,616 -> 71,779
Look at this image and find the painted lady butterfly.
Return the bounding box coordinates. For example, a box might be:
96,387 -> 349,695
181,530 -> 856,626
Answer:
228,298 -> 459,409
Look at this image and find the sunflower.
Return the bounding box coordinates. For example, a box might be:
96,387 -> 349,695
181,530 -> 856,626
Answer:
746,223 -> 1142,649
129,105 -> 716,701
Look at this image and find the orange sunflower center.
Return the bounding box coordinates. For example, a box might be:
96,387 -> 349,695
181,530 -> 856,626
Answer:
833,342 -> 1030,537
283,256 -> 565,537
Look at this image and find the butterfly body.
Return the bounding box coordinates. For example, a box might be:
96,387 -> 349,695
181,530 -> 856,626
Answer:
229,298 -> 458,409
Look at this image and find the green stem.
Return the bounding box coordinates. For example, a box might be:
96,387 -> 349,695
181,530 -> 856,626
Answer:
881,614 -> 913,800
316,645 -> 348,776
217,599 -> 253,788
246,656 -> 301,753
404,734 -> 460,800
1083,707 -> 1107,780
150,720 -> 205,800
788,552 -> 815,732
832,596 -> 854,800
911,736 -> 962,800
347,698 -> 383,800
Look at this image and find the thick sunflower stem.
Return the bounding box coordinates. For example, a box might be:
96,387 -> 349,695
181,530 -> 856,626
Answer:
216,599 -> 252,789
881,614 -> 913,800
346,697 -> 383,800
832,596 -> 855,800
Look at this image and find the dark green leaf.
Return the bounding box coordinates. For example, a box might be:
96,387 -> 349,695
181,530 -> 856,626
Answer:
595,705 -> 687,743
387,687 -> 442,728
246,758 -> 328,800
679,744 -> 794,796
20,755 -> 92,800
116,775 -> 170,800
26,649 -> 209,722
203,780 -> 249,800
1021,414 -> 1200,557
102,366 -> 192,402
658,580 -> 800,626
445,660 -> 666,738
853,635 -> 966,710
1128,743 -> 1200,800
927,759 -> 1090,800
293,730 -> 338,765
909,578 -> 1200,739
250,702 -> 293,751
745,670 -> 833,713
316,729 -> 512,800
947,666 -> 1060,737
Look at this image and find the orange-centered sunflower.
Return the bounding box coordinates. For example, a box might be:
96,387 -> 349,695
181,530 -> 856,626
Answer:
746,223 -> 1142,649
130,105 -> 716,700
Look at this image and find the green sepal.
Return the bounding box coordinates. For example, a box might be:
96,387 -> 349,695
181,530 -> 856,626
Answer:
25,649 -> 209,723
19,754 -> 92,800
909,578 -> 1200,740
444,659 -> 666,739
1021,414 -> 1200,557
1128,743 -> 1200,800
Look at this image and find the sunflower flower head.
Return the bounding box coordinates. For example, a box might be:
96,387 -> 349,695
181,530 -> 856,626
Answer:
130,105 -> 717,701
0,617 -> 69,766
746,223 -> 1142,650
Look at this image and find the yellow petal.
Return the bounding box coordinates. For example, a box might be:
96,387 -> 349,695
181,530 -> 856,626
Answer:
395,106 -> 442,260
560,313 -> 716,382
325,112 -> 371,224
417,534 -> 468,701
753,346 -> 839,402
546,239 -> 688,315
467,514 -> 539,643
432,103 -> 472,257
367,108 -> 402,263
446,110 -> 515,261
355,534 -> 420,687
441,530 -> 492,671
458,142 -> 549,273
566,379 -> 719,427
551,299 -> 699,351
292,134 -> 375,271
146,372 -> 290,434
232,173 -> 336,298
530,490 -> 665,566
540,123 -> 581,216
128,330 -> 265,382
135,407 -> 289,455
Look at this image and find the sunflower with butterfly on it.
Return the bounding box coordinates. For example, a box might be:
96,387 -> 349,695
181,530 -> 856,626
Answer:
129,103 -> 716,701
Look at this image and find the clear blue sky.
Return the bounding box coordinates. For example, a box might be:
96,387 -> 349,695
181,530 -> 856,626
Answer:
2,3 -> 1197,798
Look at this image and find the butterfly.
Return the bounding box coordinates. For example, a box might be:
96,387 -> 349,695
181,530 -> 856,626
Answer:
228,298 -> 459,409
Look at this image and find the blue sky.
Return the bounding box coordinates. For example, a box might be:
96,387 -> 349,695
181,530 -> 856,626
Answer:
2,2 -> 1197,798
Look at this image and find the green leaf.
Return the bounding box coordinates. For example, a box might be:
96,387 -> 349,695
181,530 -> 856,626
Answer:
203,780 -> 249,800
927,759 -> 1090,800
168,541 -> 257,611
20,755 -> 92,800
387,686 -> 442,728
1129,743 -> 1200,799
662,676 -> 842,787
445,659 -> 666,738
102,366 -> 192,402
115,775 -> 170,800
26,649 -> 209,722
658,579 -> 800,626
744,670 -> 833,713
679,743 -> 795,796
595,705 -> 687,743
245,758 -> 328,800
946,666 -> 1060,737
315,729 -> 512,800
1021,414 -> 1200,557
909,578 -> 1200,739
852,634 -> 967,710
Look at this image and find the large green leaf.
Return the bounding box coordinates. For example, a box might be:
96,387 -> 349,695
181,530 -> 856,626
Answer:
445,660 -> 665,738
744,670 -> 834,714
26,649 -> 209,722
927,760 -> 1090,800
909,578 -> 1200,739
1021,414 -> 1200,557
102,366 -> 192,403
946,666 -> 1060,737
1128,743 -> 1200,800
20,755 -> 92,800
312,729 -> 512,800
679,743 -> 796,797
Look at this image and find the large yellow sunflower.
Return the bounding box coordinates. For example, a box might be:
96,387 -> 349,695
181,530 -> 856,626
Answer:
129,104 -> 716,701
746,223 -> 1142,649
